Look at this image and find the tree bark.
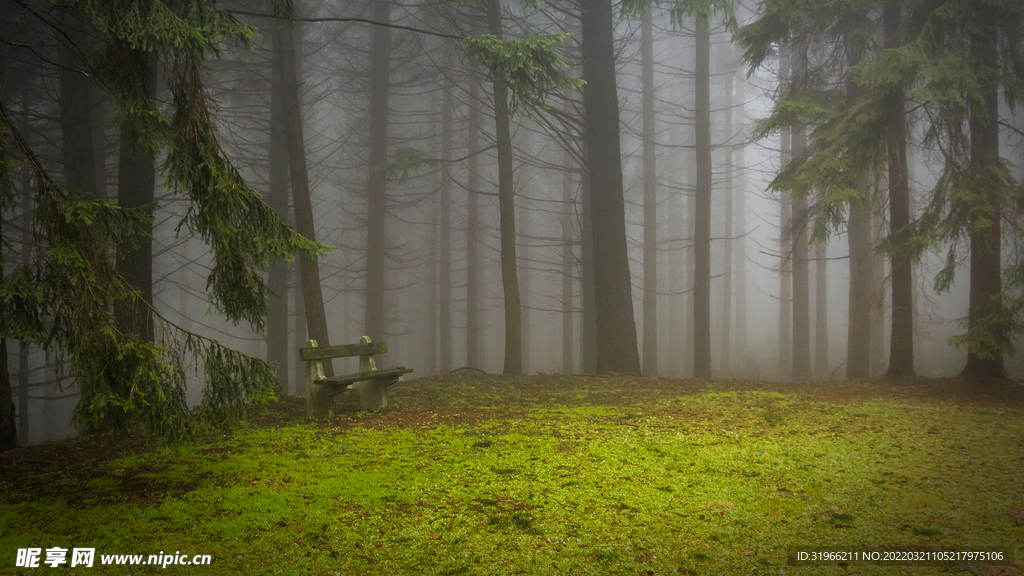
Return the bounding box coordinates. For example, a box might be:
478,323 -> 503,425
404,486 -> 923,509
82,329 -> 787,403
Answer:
692,15 -> 713,378
883,0 -> 915,377
275,12 -> 333,377
720,69 -> 734,375
847,172 -> 873,378
487,0 -> 522,375
790,47 -> 811,382
364,0 -> 391,344
562,149 -> 575,374
580,0 -> 641,375
961,0 -> 1005,378
814,241 -> 828,377
641,11 -> 658,377
268,14 -> 290,391
116,47 -> 156,343
466,74 -> 482,370
778,146 -> 792,379
440,74 -> 453,374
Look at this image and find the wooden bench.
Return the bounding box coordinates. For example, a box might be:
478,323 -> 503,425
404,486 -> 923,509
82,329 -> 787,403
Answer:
299,336 -> 413,419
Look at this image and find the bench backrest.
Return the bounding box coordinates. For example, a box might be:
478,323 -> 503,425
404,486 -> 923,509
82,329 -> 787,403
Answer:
300,336 -> 383,373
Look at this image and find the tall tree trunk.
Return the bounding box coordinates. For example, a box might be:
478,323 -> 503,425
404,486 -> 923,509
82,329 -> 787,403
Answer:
871,208 -> 887,373
439,75 -> 453,374
562,150 -> 575,374
58,14 -> 98,200
720,69 -> 734,375
790,45 -> 811,381
790,125 -> 811,381
641,11 -> 658,376
519,155 -> 531,373
116,47 -> 156,343
692,15 -> 713,378
847,172 -> 873,378
844,38 -> 872,380
466,74 -> 482,370
580,168 -> 597,374
883,0 -> 915,377
580,0 -> 641,375
778,79 -> 792,381
364,0 -> 391,343
267,16 -> 290,391
276,12 -> 333,376
487,0 -> 522,375
961,1 -> 1005,378
814,241 -> 828,377
734,71 -> 748,372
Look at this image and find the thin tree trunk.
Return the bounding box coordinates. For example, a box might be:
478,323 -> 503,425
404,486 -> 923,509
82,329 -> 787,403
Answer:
641,10 -> 658,377
116,47 -> 156,343
844,37 -> 872,380
720,70 -> 734,375
871,207 -> 887,373
847,172 -> 873,378
276,13 -> 333,376
466,74 -> 482,370
692,15 -> 713,378
487,0 -> 522,375
790,44 -> 811,381
778,123 -> 792,378
734,72 -> 748,372
440,75 -> 453,374
562,150 -> 575,374
814,241 -> 828,377
268,16 -> 290,390
581,168 -> 597,374
364,0 -> 391,344
883,0 -> 915,377
961,0 -> 1004,378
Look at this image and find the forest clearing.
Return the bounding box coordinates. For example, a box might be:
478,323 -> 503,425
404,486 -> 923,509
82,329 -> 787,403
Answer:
3,374 -> 1022,575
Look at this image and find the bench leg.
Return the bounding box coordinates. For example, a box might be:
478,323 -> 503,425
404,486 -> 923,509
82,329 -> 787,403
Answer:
305,340 -> 333,420
357,377 -> 400,411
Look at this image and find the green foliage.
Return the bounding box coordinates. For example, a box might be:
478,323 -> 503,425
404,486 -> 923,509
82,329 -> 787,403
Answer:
0,0 -> 324,441
622,0 -> 738,32
464,33 -> 583,118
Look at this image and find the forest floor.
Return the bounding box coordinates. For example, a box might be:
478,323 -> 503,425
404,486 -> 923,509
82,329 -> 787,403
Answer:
2,373 -> 1023,575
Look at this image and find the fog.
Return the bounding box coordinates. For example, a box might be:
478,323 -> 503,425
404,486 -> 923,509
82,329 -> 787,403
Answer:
2,0 -> 1022,446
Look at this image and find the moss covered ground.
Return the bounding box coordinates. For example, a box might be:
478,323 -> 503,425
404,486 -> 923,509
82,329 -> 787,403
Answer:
2,374 -> 1022,575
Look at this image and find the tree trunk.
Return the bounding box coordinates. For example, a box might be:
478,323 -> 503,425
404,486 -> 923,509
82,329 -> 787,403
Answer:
814,241 -> 828,377
562,149 -> 575,374
641,11 -> 658,377
487,0 -> 522,375
466,74 -> 482,370
883,0 -> 915,377
961,1 -> 1005,378
579,0 -> 640,375
276,12 -> 333,376
692,15 -> 713,378
364,0 -> 391,344
790,44 -> 811,381
116,47 -> 156,343
720,69 -> 734,375
440,75 -> 453,374
871,208 -> 887,373
734,72 -> 748,372
778,131 -> 792,378
847,172 -> 873,378
580,168 -> 597,374
268,15 -> 290,391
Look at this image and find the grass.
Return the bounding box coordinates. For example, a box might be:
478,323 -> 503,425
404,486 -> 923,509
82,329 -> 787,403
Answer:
2,374 -> 1023,575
